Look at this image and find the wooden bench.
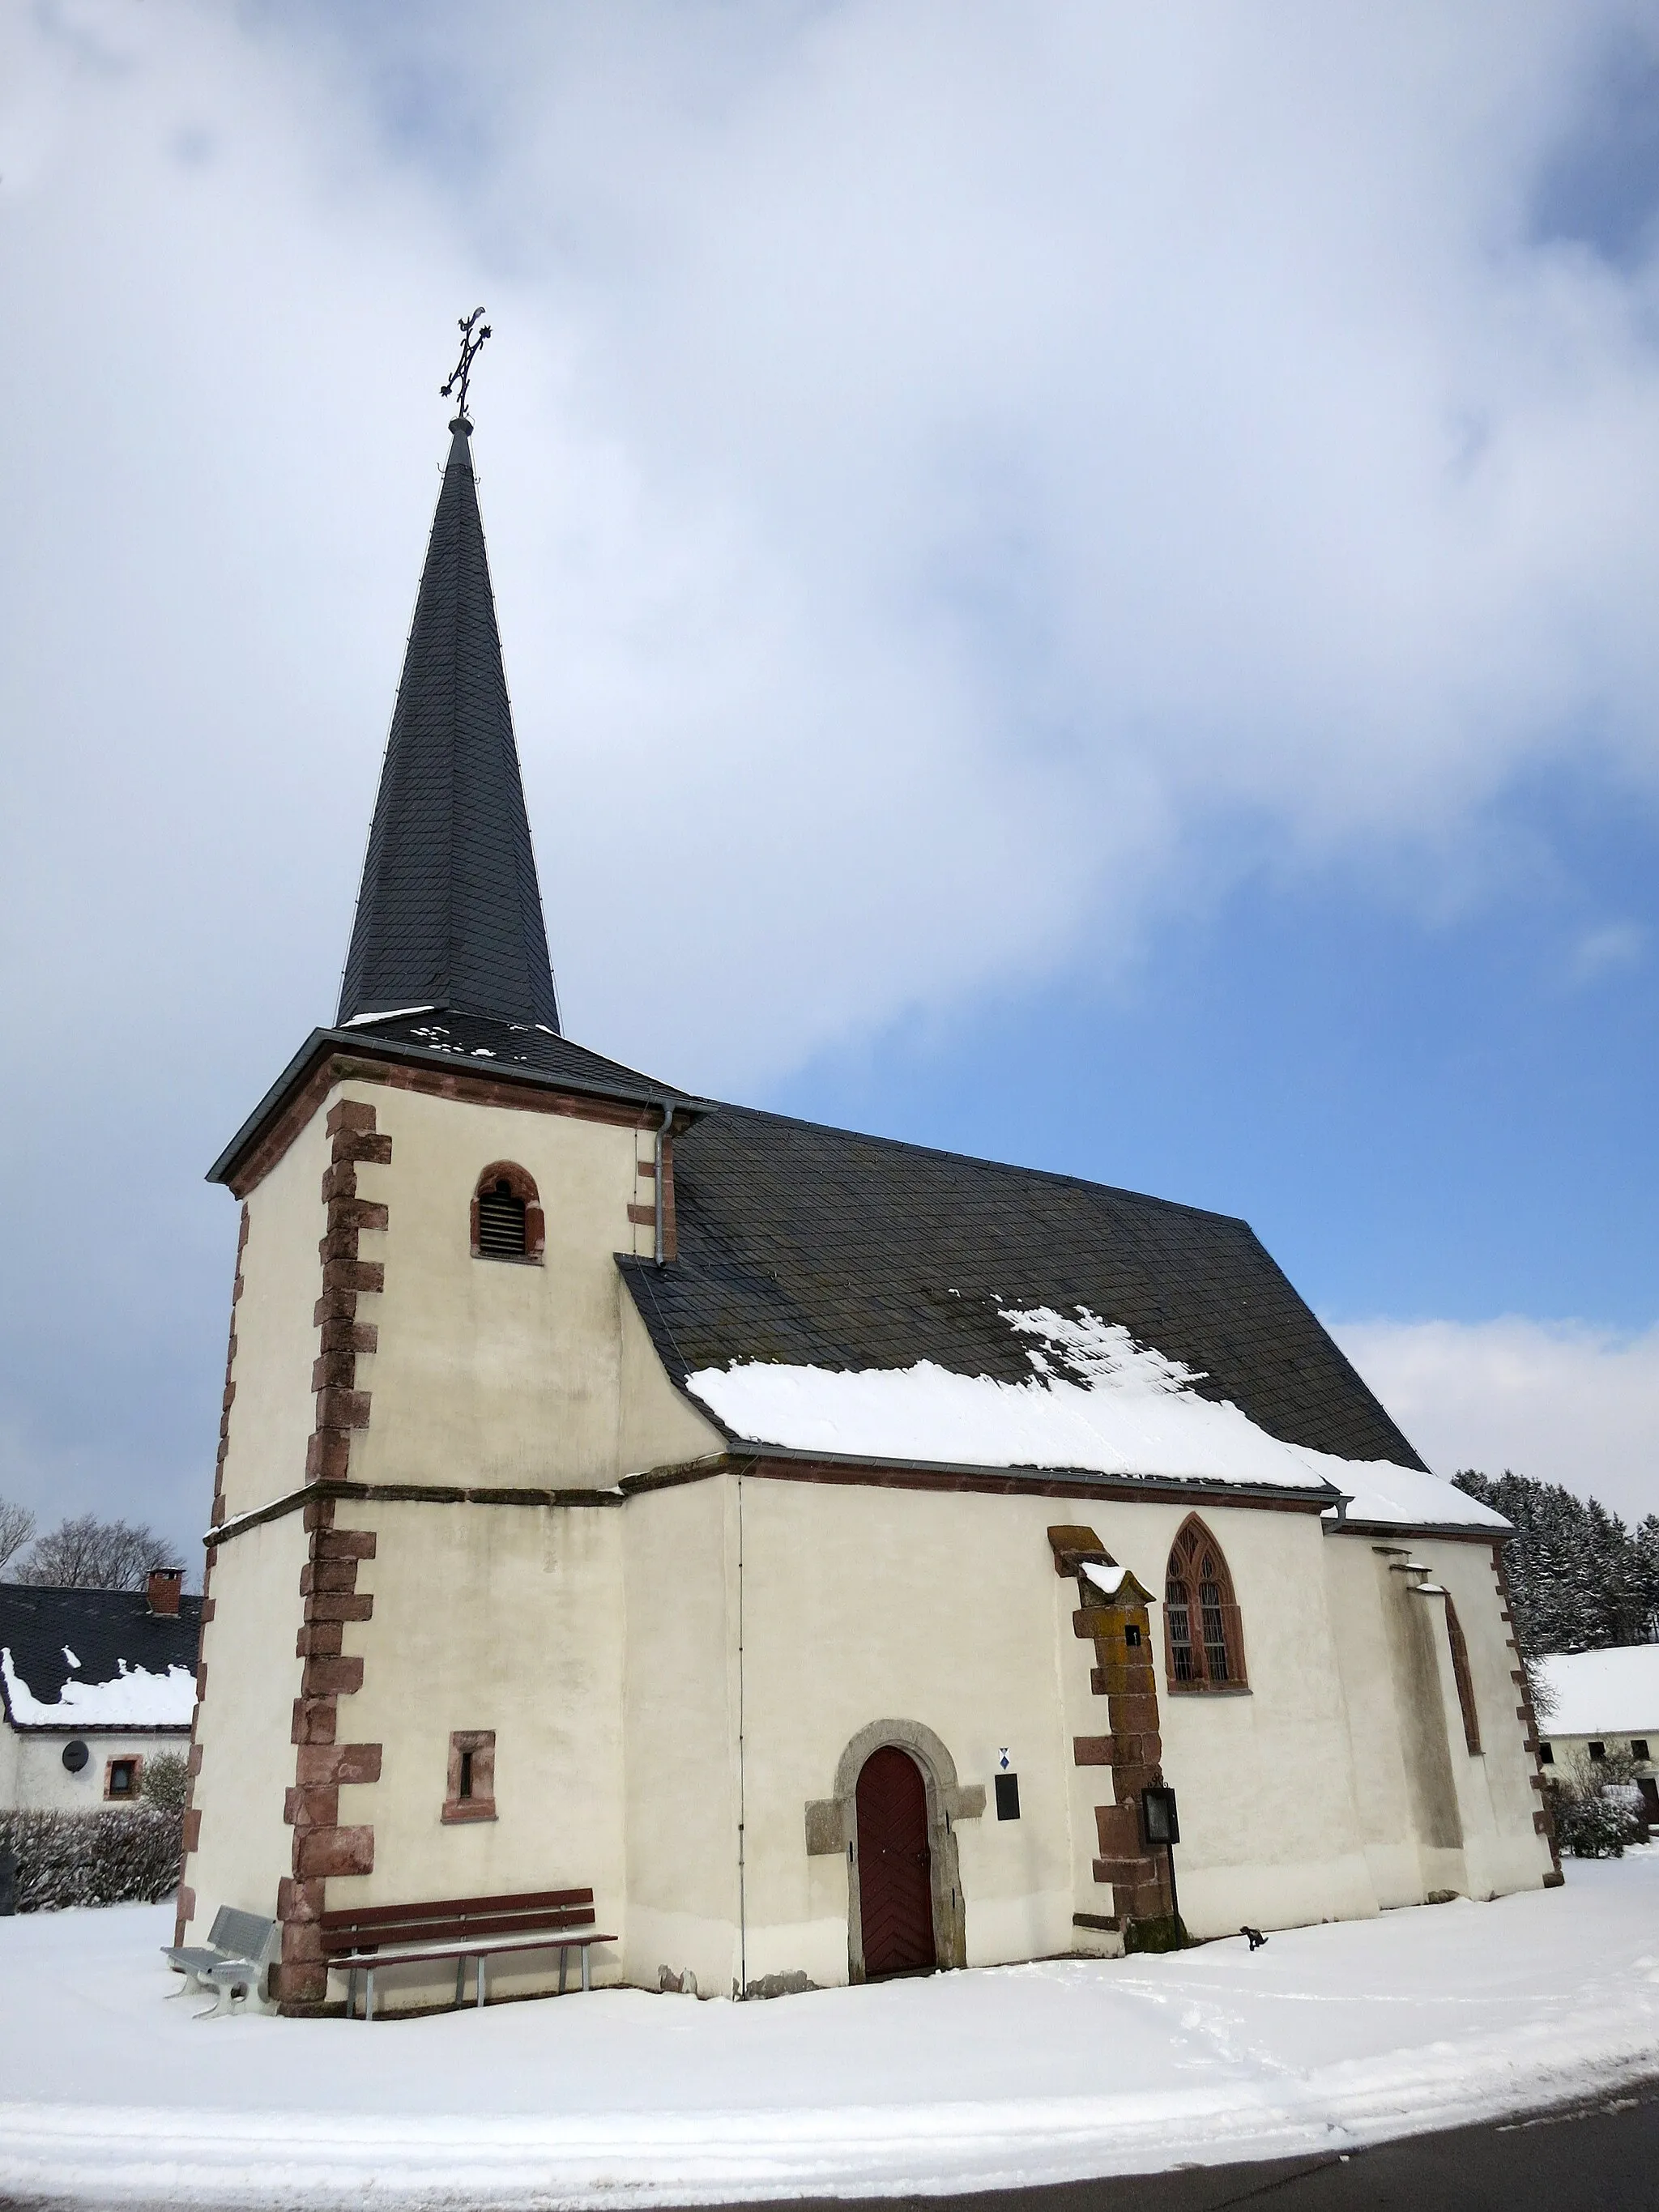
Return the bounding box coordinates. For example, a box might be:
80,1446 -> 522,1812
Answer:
161,1906 -> 280,2019
319,1887 -> 613,2021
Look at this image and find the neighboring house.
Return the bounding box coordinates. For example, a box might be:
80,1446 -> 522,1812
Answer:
1535,1646 -> 1659,1824
0,1573 -> 200,1810
177,399 -> 1559,2016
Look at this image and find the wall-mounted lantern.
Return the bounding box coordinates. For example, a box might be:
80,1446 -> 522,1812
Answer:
1141,1784 -> 1183,1938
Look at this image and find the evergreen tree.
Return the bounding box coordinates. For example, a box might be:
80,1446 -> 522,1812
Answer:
1453,1470 -> 1657,1656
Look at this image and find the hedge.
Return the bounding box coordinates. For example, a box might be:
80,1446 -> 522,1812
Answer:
0,1807 -> 183,1912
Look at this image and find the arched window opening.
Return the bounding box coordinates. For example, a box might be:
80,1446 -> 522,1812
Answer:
1163,1516 -> 1247,1694
470,1162 -> 544,1264
1444,1596 -> 1482,1754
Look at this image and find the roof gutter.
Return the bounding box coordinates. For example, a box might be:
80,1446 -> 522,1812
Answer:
655,1103 -> 674,1268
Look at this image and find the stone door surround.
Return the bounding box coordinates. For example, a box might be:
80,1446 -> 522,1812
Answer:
804,1718 -> 985,1982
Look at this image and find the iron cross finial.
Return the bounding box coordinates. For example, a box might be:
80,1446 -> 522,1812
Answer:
441,307 -> 491,421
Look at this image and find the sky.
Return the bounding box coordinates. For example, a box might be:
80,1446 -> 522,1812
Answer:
2,0 -> 1658,1570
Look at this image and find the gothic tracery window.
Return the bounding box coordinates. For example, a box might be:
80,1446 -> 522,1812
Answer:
1163,1516 -> 1247,1693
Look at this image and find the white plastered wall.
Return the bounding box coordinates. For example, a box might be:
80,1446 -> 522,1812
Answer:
1322,1528 -> 1554,1905
727,1479 -> 1379,1989
218,1110 -> 331,1523
1143,1505 -> 1378,1935
334,1080 -> 722,1490
182,1512 -> 308,1936
1418,1534 -> 1555,1899
621,1477 -> 741,1997
321,1495 -> 629,2012
0,1728 -> 190,1813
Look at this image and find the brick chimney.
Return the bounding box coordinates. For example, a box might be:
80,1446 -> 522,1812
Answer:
146,1566 -> 183,1616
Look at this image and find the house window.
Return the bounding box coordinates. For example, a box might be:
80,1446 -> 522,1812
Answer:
1538,1742 -> 1554,1764
1163,1515 -> 1247,1693
1589,1741 -> 1606,1762
1634,1741 -> 1651,1762
442,1730 -> 497,1822
104,1755 -> 143,1800
470,1163 -> 544,1264
1444,1597 -> 1482,1755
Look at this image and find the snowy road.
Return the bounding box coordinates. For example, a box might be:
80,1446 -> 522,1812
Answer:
1,1854 -> 1657,2206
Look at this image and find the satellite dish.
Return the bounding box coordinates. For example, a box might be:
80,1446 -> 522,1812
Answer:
62,1740 -> 89,1774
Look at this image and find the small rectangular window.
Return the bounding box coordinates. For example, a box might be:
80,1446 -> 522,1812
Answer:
995,1772 -> 1021,1821
1633,1741 -> 1650,1762
1589,1741 -> 1606,1762
1538,1742 -> 1554,1764
104,1756 -> 142,1801
443,1730 -> 497,1823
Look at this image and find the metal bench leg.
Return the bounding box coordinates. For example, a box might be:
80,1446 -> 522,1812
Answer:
347,1967 -> 357,2021
476,1956 -> 487,2010
582,1944 -> 591,1993
559,1944 -> 569,1997
365,1969 -> 375,2024
456,1956 -> 467,2008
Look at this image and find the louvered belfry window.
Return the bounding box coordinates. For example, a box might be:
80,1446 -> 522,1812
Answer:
1163,1516 -> 1247,1693
476,1178 -> 527,1258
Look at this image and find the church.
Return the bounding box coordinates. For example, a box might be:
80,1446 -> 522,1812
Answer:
177,368 -> 1559,2014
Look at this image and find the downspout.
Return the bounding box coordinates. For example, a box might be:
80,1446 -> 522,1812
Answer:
654,1104 -> 674,1268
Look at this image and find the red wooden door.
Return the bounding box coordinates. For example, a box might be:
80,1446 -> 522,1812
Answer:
856,1745 -> 936,1979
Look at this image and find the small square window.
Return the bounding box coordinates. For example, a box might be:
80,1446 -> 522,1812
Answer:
1589,1741 -> 1606,1761
104,1756 -> 142,1801
1538,1742 -> 1554,1764
994,1772 -> 1021,1821
1124,1623 -> 1142,1647
1633,1741 -> 1650,1762
442,1731 -> 497,1823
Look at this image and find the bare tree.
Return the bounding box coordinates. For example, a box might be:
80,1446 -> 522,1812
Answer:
12,1514 -> 181,1592
0,1498 -> 36,1573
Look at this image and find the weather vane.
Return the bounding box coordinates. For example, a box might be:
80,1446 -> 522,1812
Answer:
441,307 -> 491,422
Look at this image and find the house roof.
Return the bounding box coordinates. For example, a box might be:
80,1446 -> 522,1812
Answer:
621,1103 -> 1431,1488
207,1013 -> 708,1189
0,1586 -> 202,1732
337,417 -> 561,1034
1536,1645 -> 1659,1738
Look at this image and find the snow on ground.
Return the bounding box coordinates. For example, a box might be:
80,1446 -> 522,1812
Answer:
686,1306 -> 1502,1530
1536,1644 -> 1659,1737
2,1857 -> 1657,2206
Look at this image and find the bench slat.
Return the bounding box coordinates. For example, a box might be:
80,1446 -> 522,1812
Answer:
319,1886 -> 592,1936
322,1908 -> 595,1954
333,1932 -> 615,1972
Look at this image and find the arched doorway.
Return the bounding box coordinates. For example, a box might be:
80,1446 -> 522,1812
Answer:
855,1745 -> 937,1979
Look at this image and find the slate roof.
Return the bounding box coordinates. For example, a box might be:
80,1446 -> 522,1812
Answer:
337,417 -> 562,1033
207,1012 -> 705,1187
621,1104 -> 1427,1472
0,1586 -> 202,1730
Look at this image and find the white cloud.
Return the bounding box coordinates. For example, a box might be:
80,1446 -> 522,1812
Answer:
1334,1316 -> 1659,1524
6,3 -> 1659,1541
6,2 -> 1659,1097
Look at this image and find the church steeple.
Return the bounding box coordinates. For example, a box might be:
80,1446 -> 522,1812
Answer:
337,364 -> 561,1034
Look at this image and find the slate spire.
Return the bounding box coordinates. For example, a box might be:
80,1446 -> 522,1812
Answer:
337,413 -> 561,1033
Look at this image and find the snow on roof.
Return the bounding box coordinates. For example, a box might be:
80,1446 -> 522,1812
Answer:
1081,1562 -> 1130,1599
1535,1646 -> 1659,1738
1,1647 -> 196,1730
686,1306 -> 1498,1528
1320,1459 -> 1509,1532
